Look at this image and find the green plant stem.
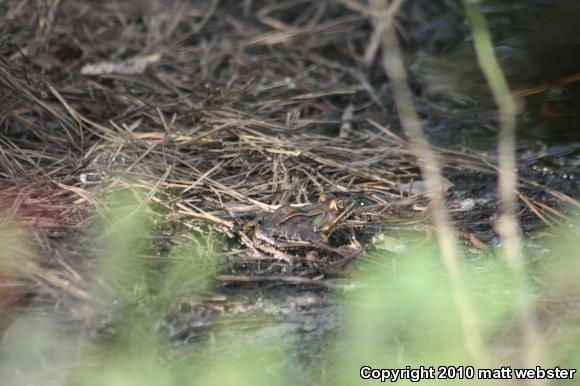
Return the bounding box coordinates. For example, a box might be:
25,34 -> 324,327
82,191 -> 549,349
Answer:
462,0 -> 546,373
371,0 -> 491,367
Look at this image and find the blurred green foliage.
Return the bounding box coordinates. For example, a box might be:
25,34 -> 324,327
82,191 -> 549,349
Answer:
0,189 -> 578,386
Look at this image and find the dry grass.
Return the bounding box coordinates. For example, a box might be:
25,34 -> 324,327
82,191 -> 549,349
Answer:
0,3 -> 578,374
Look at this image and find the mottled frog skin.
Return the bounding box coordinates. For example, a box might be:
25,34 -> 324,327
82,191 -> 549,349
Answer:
243,194 -> 359,258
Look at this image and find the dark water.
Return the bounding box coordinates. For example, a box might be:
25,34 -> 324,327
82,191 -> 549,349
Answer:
406,0 -> 580,152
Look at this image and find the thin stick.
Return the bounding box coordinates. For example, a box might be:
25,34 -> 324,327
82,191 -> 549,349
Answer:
463,1 -> 546,373
371,0 -> 491,366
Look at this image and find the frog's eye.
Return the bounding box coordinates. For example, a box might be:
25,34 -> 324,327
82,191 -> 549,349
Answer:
337,200 -> 345,210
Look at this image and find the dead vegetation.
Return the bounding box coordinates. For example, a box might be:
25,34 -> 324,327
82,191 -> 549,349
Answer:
0,1 -> 577,320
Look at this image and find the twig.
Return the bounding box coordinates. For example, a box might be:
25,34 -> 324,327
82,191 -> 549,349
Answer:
371,0 -> 491,366
463,0 -> 546,373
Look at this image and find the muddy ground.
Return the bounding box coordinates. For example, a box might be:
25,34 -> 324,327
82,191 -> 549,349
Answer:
0,0 -> 579,380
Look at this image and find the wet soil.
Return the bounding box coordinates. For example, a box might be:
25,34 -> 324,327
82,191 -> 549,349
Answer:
0,0 -> 578,377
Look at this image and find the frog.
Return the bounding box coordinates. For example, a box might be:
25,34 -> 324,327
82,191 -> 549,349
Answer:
242,193 -> 361,261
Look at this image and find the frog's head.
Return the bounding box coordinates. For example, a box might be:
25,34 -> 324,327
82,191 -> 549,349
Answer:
318,195 -> 364,234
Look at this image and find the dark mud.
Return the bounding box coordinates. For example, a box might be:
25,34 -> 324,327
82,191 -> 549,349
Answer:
0,0 -> 578,376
